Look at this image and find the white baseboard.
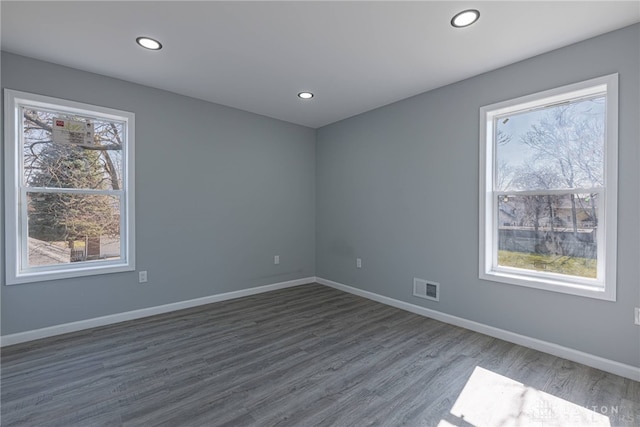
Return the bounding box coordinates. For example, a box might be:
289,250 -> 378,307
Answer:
0,277 -> 314,347
315,277 -> 640,382
4,275 -> 638,381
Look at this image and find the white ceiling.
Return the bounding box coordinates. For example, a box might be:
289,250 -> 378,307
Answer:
2,1 -> 639,128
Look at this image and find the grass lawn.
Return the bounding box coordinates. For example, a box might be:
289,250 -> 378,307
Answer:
498,250 -> 597,278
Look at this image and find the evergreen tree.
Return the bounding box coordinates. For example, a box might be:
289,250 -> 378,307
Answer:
28,143 -> 120,247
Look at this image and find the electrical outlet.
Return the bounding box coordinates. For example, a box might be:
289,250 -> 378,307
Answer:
635,307 -> 640,326
274,255 -> 280,265
139,271 -> 148,283
356,258 -> 362,269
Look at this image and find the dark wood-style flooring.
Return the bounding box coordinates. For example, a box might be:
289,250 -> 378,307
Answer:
1,284 -> 639,426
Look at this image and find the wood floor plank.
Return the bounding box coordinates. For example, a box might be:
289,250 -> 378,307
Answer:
1,283 -> 638,426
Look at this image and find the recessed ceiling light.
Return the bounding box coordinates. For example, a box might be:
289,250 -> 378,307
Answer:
451,9 -> 480,28
298,92 -> 314,100
136,36 -> 162,50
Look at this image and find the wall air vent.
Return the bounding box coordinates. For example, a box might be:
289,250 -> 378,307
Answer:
413,278 -> 440,302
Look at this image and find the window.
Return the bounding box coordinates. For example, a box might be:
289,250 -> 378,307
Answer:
479,74 -> 618,300
4,90 -> 135,284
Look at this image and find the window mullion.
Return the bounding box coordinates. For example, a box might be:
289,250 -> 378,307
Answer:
496,188 -> 604,197
25,187 -> 122,196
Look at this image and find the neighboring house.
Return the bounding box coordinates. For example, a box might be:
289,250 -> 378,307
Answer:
498,201 -> 517,227
498,195 -> 597,230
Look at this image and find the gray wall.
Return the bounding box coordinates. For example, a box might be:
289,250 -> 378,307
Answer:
1,52 -> 316,335
316,24 -> 640,367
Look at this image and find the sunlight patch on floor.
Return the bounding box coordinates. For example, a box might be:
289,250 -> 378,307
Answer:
438,366 -> 611,427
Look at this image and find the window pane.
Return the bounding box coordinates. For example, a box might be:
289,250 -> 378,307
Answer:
22,108 -> 123,190
495,97 -> 605,192
27,192 -> 121,267
497,193 -> 598,278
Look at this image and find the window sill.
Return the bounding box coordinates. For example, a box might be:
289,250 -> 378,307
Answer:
479,269 -> 615,302
7,261 -> 134,285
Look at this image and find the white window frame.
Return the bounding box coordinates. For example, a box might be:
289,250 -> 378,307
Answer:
4,89 -> 135,284
479,74 -> 618,301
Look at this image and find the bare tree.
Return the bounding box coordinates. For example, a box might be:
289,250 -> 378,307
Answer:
511,164 -> 564,253
23,110 -> 123,189
519,101 -> 604,235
